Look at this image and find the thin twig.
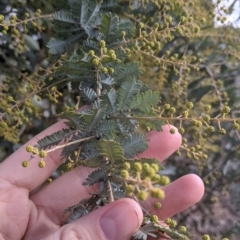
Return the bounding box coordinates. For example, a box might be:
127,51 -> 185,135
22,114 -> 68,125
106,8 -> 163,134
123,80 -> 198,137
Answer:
107,180 -> 114,202
46,135 -> 95,153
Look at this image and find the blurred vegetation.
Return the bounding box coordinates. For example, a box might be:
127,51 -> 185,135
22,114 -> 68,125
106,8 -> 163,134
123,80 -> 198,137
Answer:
0,0 -> 240,239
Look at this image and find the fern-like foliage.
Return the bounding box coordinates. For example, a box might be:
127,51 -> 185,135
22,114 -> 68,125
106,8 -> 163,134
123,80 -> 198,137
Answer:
97,140 -> 125,164
101,88 -> 117,114
47,0 -> 101,54
129,91 -> 160,114
36,128 -> 76,150
63,195 -> 102,224
65,205 -> 89,224
79,87 -> 97,104
60,131 -> 86,159
131,223 -> 158,240
116,79 -> 142,111
83,107 -> 106,132
98,120 -> 118,136
82,169 -> 108,186
122,133 -> 148,158
37,1 -> 167,238
138,118 -> 163,132
114,63 -> 141,83
100,13 -> 119,40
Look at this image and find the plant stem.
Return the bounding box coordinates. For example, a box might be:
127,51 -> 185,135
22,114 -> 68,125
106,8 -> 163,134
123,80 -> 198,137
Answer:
46,135 -> 95,153
107,180 -> 114,202
110,115 -> 238,122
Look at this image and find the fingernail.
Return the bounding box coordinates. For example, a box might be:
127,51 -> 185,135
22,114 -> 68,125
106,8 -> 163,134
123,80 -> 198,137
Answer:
100,201 -> 141,240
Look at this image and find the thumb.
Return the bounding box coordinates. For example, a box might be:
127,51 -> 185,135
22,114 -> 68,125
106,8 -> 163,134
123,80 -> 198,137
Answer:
44,199 -> 143,240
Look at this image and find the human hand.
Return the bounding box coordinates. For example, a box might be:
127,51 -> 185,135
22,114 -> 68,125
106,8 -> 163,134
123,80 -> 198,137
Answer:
0,122 -> 204,240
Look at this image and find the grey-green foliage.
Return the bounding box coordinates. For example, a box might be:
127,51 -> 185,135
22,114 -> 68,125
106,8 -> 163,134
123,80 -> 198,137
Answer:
38,0 -> 162,162
47,0 -> 101,54
36,0 -> 168,238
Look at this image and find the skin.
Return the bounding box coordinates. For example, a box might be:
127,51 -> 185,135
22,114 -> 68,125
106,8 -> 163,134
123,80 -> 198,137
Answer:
0,122 -> 204,240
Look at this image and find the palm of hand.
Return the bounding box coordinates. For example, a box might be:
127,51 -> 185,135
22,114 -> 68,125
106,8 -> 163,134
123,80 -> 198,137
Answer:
0,181 -> 30,239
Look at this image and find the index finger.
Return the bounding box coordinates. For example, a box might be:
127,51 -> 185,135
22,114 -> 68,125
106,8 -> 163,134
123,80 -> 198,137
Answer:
0,120 -> 67,191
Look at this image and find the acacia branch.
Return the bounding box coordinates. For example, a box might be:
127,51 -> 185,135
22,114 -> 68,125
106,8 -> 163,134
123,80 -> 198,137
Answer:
46,135 -> 96,153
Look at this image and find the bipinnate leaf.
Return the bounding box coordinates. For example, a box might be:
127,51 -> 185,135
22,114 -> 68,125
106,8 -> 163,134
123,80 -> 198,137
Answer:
132,223 -> 157,240
23,34 -> 40,51
114,63 -> 141,82
83,107 -> 106,132
122,133 -> 148,158
66,206 -> 89,224
129,91 -> 160,113
53,10 -> 77,24
82,169 -> 108,186
117,79 -> 142,111
100,13 -> 119,38
79,87 -> 97,104
97,140 -> 125,163
105,88 -> 117,112
47,0 -> 102,54
79,0 -> 101,37
101,0 -> 120,11
47,33 -> 85,54
36,128 -> 75,150
98,120 -> 118,135
138,118 -> 163,132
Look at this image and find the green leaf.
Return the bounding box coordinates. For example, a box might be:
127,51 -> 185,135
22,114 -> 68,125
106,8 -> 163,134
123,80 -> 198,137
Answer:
53,24 -> 82,33
114,63 -> 141,83
97,140 -> 125,163
116,79 -> 142,111
60,109 -> 90,128
53,10 -> 78,24
119,21 -> 135,38
99,75 -> 114,86
122,133 -> 148,158
83,107 -> 106,132
124,118 -> 137,132
46,0 -> 102,54
65,205 -> 89,224
36,128 -> 75,150
83,169 -> 108,186
107,21 -> 135,47
81,156 -> 103,168
142,119 -> 163,131
132,223 -> 158,240
55,55 -> 95,82
101,0 -> 120,10
60,57 -> 93,73
60,132 -> 86,159
83,39 -> 101,53
80,140 -> 100,162
80,0 -> 101,37
47,33 -> 85,54
129,91 -> 159,113
100,13 -> 119,38
98,120 -> 118,133
23,34 -> 40,51
79,87 -> 97,104
101,89 -> 117,113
